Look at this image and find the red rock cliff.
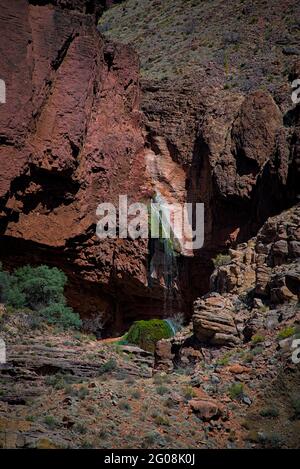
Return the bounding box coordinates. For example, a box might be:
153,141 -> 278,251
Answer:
0,0 -> 158,334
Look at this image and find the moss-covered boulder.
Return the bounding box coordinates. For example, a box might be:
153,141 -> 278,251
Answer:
126,319 -> 173,353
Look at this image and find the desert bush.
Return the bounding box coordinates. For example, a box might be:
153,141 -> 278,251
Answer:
183,385 -> 196,400
242,351 -> 254,363
252,346 -> 263,356
142,431 -> 160,448
260,406 -> 279,418
216,350 -> 233,366
131,389 -> 141,399
277,326 -> 296,340
229,382 -> 244,400
154,414 -> 170,426
73,423 -> 87,434
257,432 -> 282,448
43,415 -> 60,429
212,253 -> 231,267
98,358 -> 117,374
40,303 -> 81,330
251,334 -> 265,344
153,373 -> 170,385
0,264 -> 81,330
118,400 -> 131,411
156,384 -> 169,396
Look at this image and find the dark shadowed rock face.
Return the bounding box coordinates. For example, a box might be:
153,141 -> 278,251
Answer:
143,75 -> 300,301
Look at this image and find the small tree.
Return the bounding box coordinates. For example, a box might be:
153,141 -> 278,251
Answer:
0,263 -> 81,330
14,265 -> 67,310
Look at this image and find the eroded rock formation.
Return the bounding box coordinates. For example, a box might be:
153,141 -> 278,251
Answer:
143,75 -> 299,299
0,0 -> 299,334
156,205 -> 299,370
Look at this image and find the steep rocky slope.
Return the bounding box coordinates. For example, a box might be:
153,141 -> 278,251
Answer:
155,207 -> 300,448
100,0 -> 300,97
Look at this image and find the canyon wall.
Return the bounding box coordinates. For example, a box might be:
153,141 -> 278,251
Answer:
0,0 -> 158,334
142,68 -> 300,299
0,0 -> 299,334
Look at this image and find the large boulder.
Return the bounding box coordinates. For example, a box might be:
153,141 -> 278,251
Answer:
193,294 -> 240,346
189,398 -> 224,421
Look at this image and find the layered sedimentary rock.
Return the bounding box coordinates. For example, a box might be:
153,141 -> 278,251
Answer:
156,205 -> 300,371
194,205 -> 300,346
193,293 -> 241,346
142,73 -> 300,298
211,205 -> 300,303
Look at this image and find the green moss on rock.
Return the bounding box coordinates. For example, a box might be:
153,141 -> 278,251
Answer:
126,319 -> 173,353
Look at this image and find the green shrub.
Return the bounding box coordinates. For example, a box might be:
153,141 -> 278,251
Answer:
229,382 -> 244,400
40,303 -> 81,330
260,407 -> 279,418
183,385 -> 196,400
154,415 -> 170,426
277,326 -> 296,340
0,264 -> 26,307
156,385 -> 169,396
98,358 -> 117,374
217,355 -> 230,366
212,254 -> 231,267
153,373 -> 170,385
131,389 -> 141,399
81,440 -> 93,448
142,431 -> 160,448
78,387 -> 90,399
73,423 -> 87,434
43,415 -> 60,429
13,265 -> 67,310
242,352 -> 254,363
118,400 -> 131,411
0,264 -> 10,301
257,432 -> 282,448
251,334 -> 265,344
252,346 -> 263,356
126,319 -> 173,352
216,350 -> 233,366
0,264 -> 81,330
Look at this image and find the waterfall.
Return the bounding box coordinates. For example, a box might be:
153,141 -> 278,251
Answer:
148,192 -> 180,317
164,318 -> 176,336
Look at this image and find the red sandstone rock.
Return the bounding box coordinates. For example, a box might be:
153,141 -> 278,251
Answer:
0,0 -> 153,330
189,398 -> 224,421
143,72 -> 299,302
0,1 -> 299,332
228,364 -> 250,375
